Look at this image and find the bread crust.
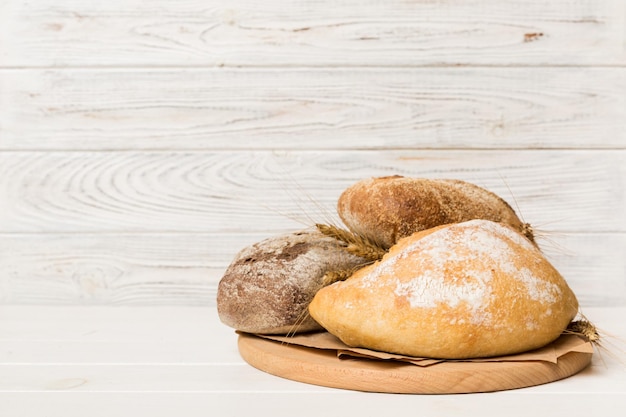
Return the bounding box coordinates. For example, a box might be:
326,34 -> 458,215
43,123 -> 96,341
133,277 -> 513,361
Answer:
337,176 -> 532,249
308,220 -> 578,359
217,229 -> 368,334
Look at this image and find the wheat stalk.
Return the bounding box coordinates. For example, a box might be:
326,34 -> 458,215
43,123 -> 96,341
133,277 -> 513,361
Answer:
565,319 -> 601,344
316,223 -> 387,262
321,268 -> 358,287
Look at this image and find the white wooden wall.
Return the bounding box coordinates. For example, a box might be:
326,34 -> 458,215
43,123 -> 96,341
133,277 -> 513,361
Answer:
1,0 -> 625,306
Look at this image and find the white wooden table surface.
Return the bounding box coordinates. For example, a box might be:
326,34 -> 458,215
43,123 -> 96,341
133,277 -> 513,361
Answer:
1,306 -> 625,417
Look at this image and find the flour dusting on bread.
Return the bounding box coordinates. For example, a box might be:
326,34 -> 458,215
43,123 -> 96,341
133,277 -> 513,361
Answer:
394,270 -> 493,325
357,219 -> 555,327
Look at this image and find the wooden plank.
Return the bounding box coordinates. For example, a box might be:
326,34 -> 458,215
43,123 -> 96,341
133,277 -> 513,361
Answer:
0,150 -> 624,234
0,233 -> 260,305
1,0 -> 625,67
1,393 -> 626,417
1,307 -> 624,416
0,306 -> 243,363
0,363 -> 300,392
0,307 -> 623,397
1,68 -> 625,150
0,232 -> 624,306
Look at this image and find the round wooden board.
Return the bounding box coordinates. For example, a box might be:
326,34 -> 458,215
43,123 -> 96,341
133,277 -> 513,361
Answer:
238,333 -> 592,394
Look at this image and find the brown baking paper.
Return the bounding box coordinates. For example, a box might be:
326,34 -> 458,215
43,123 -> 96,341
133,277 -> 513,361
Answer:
252,331 -> 593,367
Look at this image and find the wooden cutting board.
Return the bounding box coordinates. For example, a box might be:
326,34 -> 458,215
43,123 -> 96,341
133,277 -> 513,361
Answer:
238,333 -> 592,394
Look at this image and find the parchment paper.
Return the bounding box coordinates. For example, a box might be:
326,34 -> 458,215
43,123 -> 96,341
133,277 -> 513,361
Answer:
250,331 -> 593,367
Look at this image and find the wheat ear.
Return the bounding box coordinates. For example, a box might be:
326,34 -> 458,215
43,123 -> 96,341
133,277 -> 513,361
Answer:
565,319 -> 601,344
315,223 -> 387,262
321,268 -> 362,287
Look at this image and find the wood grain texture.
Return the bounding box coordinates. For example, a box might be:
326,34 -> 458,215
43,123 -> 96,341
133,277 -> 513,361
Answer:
0,233 -> 261,305
1,0 -> 625,67
0,150 -> 624,233
1,68 -> 625,150
1,231 -> 625,306
1,0 -> 625,307
1,147 -> 624,306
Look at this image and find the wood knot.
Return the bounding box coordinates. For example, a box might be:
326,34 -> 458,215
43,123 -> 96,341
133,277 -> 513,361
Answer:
524,32 -> 544,43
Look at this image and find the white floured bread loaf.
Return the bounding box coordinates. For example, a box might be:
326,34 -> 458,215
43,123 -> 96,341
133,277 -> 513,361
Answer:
308,219 -> 578,359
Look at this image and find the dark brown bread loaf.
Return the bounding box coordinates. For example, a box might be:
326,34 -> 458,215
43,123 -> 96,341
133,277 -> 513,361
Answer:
337,176 -> 533,249
217,229 -> 368,334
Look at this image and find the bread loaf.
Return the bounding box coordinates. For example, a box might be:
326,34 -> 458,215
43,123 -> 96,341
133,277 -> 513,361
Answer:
308,220 -> 578,359
337,176 -> 533,249
217,229 -> 368,334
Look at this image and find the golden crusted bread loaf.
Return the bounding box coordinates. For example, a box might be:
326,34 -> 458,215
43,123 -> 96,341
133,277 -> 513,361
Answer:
308,220 -> 578,359
337,176 -> 533,249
